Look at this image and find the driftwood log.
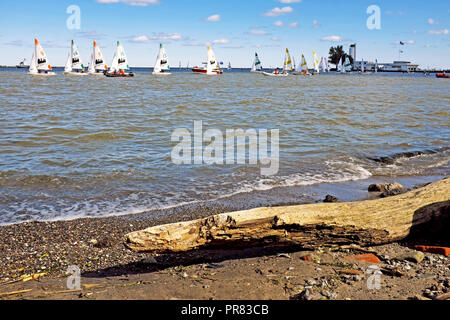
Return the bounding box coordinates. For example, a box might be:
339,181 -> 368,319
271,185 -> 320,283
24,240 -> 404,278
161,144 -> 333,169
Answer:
125,178 -> 450,253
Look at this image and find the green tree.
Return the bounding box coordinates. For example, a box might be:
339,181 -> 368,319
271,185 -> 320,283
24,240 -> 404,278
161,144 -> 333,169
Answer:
328,45 -> 352,66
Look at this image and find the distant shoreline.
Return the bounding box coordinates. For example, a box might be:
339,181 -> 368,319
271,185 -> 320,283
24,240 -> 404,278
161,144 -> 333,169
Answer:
1,66 -> 449,73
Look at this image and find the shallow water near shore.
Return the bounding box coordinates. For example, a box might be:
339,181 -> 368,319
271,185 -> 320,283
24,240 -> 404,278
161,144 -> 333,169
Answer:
0,69 -> 449,225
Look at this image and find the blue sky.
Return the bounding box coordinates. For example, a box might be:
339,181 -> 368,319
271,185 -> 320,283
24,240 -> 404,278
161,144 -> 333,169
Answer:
0,0 -> 449,68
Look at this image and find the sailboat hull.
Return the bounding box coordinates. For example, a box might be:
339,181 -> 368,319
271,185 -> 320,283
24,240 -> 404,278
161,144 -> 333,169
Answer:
64,72 -> 87,76
153,72 -> 172,76
292,72 -> 312,76
88,71 -> 106,76
192,67 -> 223,74
30,72 -> 56,76
262,72 -> 289,77
105,72 -> 135,78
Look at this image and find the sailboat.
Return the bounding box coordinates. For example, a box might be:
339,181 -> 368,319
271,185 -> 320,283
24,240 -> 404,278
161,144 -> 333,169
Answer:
262,49 -> 291,77
153,43 -> 171,75
88,41 -> 108,75
28,53 -> 38,75
344,56 -> 352,72
283,48 -> 293,74
292,54 -> 311,76
375,59 -> 378,73
30,38 -> 56,76
339,57 -> 345,73
313,51 -> 320,74
192,45 -> 223,75
325,58 -> 330,72
228,62 -> 232,71
105,41 -> 134,78
250,53 -> 263,73
64,40 -> 86,75
319,57 -> 326,73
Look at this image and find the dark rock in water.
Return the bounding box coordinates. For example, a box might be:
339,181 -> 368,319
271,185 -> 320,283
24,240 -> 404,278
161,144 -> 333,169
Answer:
380,189 -> 409,198
368,182 -> 404,193
368,149 -> 441,165
324,195 -> 338,203
369,182 -> 407,198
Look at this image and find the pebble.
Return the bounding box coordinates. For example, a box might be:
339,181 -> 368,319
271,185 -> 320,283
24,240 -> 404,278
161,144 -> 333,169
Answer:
306,279 -> 317,286
396,251 -> 425,264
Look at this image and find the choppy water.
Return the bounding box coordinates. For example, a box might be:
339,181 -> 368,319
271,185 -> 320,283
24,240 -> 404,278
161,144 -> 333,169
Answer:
0,69 -> 449,225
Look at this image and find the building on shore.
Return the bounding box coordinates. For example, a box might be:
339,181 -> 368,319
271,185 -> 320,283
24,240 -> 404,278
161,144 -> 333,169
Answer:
353,60 -> 419,72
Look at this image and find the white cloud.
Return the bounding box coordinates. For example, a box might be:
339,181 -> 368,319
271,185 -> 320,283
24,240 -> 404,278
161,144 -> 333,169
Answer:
428,29 -> 449,35
278,0 -> 301,3
428,18 -> 441,25
212,38 -> 230,44
312,20 -> 320,29
264,6 -> 293,17
131,33 -> 183,43
96,0 -> 159,6
247,29 -> 269,35
273,21 -> 297,28
274,21 -> 284,27
132,35 -> 150,43
321,35 -> 343,42
206,14 -> 221,22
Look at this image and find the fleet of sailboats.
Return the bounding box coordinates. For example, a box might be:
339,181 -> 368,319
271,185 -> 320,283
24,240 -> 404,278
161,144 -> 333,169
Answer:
25,39 -> 368,78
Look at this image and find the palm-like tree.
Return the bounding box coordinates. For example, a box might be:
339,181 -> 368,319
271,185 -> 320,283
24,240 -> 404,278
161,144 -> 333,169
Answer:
328,45 -> 352,66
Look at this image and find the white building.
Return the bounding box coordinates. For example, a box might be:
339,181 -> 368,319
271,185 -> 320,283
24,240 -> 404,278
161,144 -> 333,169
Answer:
353,60 -> 419,72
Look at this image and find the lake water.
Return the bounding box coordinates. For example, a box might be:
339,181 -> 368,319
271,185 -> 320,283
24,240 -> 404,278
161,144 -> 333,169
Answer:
0,69 -> 449,225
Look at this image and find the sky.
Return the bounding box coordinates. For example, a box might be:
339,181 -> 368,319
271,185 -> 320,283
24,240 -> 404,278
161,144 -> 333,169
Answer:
0,0 -> 449,69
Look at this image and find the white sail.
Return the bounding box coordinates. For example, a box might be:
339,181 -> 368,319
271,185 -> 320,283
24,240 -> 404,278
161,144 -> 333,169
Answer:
88,53 -> 95,73
297,54 -> 308,72
110,50 -> 119,73
344,56 -> 352,72
319,57 -> 326,73
110,41 -> 129,71
109,41 -> 129,72
153,43 -> 170,74
93,41 -> 107,72
339,57 -> 345,73
206,45 -> 217,75
283,48 -> 293,72
325,58 -> 330,72
251,53 -> 262,72
71,40 -> 84,70
34,38 -> 52,71
28,53 -> 38,74
313,51 -> 320,73
64,53 -> 72,73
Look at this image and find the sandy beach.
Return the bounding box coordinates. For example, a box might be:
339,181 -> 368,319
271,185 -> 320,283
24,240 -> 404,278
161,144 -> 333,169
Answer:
1,177 -> 448,300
